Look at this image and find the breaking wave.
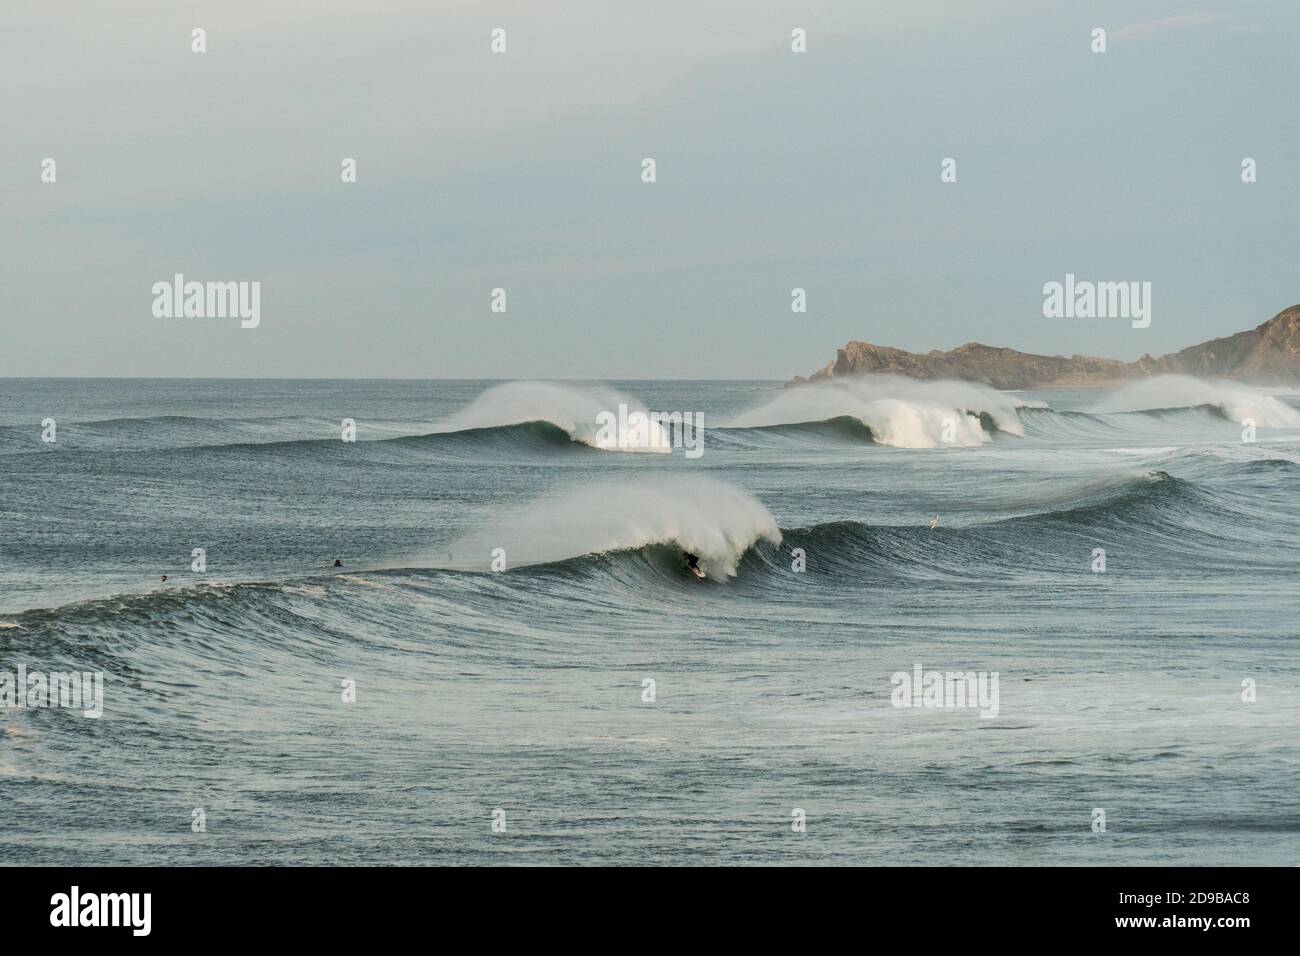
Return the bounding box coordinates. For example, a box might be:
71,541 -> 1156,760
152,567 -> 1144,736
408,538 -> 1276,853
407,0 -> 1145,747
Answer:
436,475 -> 781,580
726,376 -> 1036,448
7,460 -> 1293,628
432,381 -> 672,453
1091,376 -> 1300,428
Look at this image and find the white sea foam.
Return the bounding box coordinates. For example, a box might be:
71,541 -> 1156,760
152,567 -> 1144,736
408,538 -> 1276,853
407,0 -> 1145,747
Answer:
434,381 -> 671,453
1092,376 -> 1300,428
727,376 -> 1033,448
442,476 -> 781,580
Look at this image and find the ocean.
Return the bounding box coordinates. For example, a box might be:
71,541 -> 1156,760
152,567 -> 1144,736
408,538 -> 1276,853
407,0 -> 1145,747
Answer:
2,376 -> 1298,865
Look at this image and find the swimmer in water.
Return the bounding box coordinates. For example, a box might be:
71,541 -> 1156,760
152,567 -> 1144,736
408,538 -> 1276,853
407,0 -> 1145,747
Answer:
333,559 -> 342,568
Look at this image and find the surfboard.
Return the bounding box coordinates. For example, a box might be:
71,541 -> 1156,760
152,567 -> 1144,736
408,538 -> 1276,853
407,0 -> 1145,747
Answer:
690,565 -> 706,580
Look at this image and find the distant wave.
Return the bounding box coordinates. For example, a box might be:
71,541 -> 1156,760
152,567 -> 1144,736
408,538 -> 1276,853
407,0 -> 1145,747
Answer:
11,377 -> 1295,462
708,415 -> 878,449
1013,406 -> 1124,441
726,377 -> 1037,448
1,382 -> 680,458
0,419 -> 634,462
1091,376 -> 1300,428
0,414 -> 431,457
432,381 -> 672,454
1013,404 -> 1241,442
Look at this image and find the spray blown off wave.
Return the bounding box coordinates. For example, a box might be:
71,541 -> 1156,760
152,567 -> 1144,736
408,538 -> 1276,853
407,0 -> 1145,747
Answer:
1092,376 -> 1300,428
441,476 -> 781,579
433,381 -> 671,453
727,376 -> 1036,447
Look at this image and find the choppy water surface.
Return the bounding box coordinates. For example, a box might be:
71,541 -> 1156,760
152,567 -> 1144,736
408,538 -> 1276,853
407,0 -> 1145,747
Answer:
2,376 -> 1297,864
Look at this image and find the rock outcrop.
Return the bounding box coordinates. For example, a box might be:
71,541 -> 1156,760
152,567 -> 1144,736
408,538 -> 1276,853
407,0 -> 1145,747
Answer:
792,306 -> 1300,389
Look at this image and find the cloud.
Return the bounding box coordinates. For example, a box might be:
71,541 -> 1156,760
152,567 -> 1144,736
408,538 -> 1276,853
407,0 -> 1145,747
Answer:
1111,13 -> 1226,42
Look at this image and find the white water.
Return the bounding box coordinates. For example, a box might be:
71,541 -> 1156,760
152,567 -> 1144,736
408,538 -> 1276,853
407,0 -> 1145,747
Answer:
434,381 -> 672,453
727,376 -> 1033,448
1092,376 -> 1300,428
441,475 -> 781,579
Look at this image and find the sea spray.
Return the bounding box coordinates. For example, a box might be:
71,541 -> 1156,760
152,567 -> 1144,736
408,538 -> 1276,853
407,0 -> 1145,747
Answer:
439,475 -> 780,579
435,381 -> 673,453
1091,376 -> 1300,428
727,376 -> 1034,448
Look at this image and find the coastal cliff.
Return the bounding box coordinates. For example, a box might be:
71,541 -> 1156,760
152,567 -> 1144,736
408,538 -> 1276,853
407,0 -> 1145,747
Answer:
792,306 -> 1300,389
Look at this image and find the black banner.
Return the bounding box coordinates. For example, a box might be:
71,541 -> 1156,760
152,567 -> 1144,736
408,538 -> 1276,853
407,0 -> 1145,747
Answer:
5,866 -> 1283,941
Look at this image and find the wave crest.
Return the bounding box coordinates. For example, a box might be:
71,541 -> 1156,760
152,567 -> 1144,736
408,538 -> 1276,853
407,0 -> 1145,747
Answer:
434,382 -> 672,453
727,376 -> 1036,448
1092,376 -> 1300,428
439,476 -> 781,579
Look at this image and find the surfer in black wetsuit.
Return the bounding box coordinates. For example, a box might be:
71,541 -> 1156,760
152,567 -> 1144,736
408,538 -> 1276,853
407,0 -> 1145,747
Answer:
683,552 -> 701,573
333,559 -> 343,568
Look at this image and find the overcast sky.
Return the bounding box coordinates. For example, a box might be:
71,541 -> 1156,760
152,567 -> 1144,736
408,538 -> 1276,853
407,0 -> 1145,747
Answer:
3,0 -> 1297,378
